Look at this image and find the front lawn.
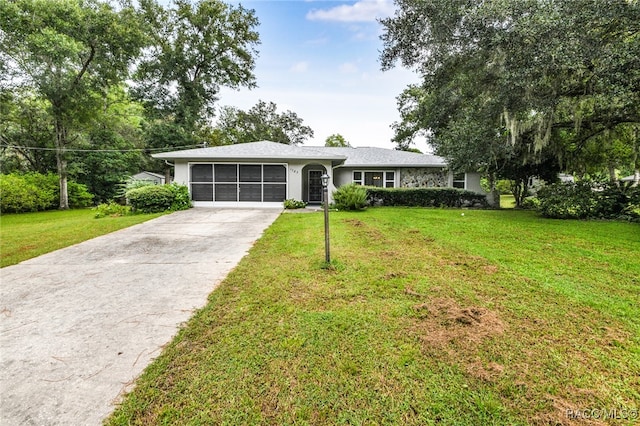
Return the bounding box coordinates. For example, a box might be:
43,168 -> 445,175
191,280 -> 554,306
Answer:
107,208 -> 639,425
0,209 -> 164,267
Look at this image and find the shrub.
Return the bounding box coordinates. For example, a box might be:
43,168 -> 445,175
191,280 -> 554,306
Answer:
167,183 -> 192,211
67,181 -> 94,208
126,185 -> 174,213
537,182 -> 640,220
0,174 -> 45,213
520,197 -> 540,210
115,179 -> 155,200
284,199 -> 307,209
0,172 -> 94,213
93,201 -> 132,218
366,187 -> 487,208
333,183 -> 368,211
125,183 -> 191,213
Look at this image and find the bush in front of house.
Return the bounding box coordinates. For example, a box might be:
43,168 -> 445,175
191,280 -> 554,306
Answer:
333,183 -> 368,211
167,183 -> 192,211
366,187 -> 488,208
537,182 -> 640,220
284,199 -> 307,209
125,183 -> 191,213
0,172 -> 93,213
93,201 -> 132,218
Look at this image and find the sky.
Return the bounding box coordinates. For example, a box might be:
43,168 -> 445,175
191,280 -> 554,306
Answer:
215,0 -> 427,151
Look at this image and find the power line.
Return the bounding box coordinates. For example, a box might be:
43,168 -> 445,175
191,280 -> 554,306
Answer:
0,144 -> 204,153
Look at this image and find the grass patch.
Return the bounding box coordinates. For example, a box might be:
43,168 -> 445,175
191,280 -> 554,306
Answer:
500,194 -> 516,209
107,208 -> 640,425
0,209 -> 164,267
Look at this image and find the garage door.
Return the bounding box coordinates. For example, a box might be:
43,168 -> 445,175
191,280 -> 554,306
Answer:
190,163 -> 287,204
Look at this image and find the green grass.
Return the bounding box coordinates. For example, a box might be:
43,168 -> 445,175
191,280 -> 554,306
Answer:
499,194 -> 516,208
107,208 -> 639,425
0,209 -> 164,267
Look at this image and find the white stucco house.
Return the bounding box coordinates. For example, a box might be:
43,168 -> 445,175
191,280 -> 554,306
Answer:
152,141 -> 484,208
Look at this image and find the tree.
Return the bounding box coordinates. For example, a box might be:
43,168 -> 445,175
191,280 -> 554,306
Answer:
72,87 -> 147,203
134,0 -> 259,134
133,0 -> 260,180
0,0 -> 147,208
325,134 -> 350,147
0,90 -> 57,174
216,100 -> 314,145
380,0 -> 640,200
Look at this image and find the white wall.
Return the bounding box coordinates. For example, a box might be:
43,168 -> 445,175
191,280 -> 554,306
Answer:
465,172 -> 485,194
173,160 -> 189,185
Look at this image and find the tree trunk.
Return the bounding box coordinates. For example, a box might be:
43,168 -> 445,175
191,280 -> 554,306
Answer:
55,118 -> 69,209
511,181 -> 523,207
633,132 -> 639,188
487,172 -> 500,208
608,163 -> 619,187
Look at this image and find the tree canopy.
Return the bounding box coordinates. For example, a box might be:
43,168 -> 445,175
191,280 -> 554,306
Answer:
0,0 -> 147,208
380,0 -> 640,200
0,0 -> 263,206
325,134 -> 351,147
134,0 -> 260,132
216,100 -> 314,145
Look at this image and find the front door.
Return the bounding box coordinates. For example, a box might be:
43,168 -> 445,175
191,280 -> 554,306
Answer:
308,170 -> 323,203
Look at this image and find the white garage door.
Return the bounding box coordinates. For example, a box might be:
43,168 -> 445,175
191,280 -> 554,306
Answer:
190,163 -> 287,206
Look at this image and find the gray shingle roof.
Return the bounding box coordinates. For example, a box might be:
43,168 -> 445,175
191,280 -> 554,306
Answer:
152,141 -> 447,167
152,141 -> 346,161
306,146 -> 447,167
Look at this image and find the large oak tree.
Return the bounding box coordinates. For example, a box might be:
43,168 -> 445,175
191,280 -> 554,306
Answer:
0,0 -> 147,208
380,0 -> 640,202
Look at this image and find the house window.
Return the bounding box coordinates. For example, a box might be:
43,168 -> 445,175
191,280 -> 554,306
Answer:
353,171 -> 395,188
453,173 -> 466,189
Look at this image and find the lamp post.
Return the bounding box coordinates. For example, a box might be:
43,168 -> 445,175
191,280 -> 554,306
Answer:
321,173 -> 330,263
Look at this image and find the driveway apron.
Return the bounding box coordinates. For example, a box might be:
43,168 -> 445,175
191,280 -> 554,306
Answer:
0,208 -> 281,426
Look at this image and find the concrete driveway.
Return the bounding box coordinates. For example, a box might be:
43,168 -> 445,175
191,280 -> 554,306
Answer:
0,208 -> 281,426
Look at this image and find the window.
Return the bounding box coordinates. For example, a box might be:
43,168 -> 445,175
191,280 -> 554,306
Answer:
190,163 -> 287,202
353,170 -> 395,188
453,173 -> 466,189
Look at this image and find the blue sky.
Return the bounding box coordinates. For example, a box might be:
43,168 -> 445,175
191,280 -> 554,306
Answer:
217,0 -> 426,150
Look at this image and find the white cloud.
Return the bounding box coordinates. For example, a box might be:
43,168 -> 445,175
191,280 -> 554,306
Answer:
339,62 -> 359,74
306,0 -> 395,23
290,61 -> 310,73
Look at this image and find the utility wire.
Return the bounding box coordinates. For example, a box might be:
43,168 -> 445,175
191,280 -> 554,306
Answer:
0,144 -> 204,153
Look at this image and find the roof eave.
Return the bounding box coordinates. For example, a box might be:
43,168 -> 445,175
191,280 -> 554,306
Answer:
151,154 -> 346,162
337,163 -> 446,168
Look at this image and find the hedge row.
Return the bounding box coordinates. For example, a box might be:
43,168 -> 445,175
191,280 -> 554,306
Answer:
537,182 -> 640,220
366,187 -> 487,208
0,172 -> 93,213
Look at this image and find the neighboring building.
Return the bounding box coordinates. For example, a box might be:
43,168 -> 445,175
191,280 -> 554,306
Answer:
130,171 -> 165,185
152,141 -> 485,208
621,174 -> 639,184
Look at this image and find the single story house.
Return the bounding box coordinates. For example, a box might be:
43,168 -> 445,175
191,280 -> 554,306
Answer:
153,141 -> 484,208
130,171 -> 165,185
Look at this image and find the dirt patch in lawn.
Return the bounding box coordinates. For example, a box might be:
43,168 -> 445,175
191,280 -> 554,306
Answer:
410,296 -> 505,350
342,218 -> 386,242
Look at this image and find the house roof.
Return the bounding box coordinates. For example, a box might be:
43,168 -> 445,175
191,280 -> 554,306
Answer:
131,171 -> 165,180
152,141 -> 447,168
152,141 -> 346,162
306,146 -> 447,168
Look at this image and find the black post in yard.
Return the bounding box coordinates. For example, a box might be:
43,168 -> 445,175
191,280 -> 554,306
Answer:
321,173 -> 330,264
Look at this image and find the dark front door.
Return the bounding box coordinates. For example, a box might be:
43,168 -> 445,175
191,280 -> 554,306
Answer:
309,170 -> 323,203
